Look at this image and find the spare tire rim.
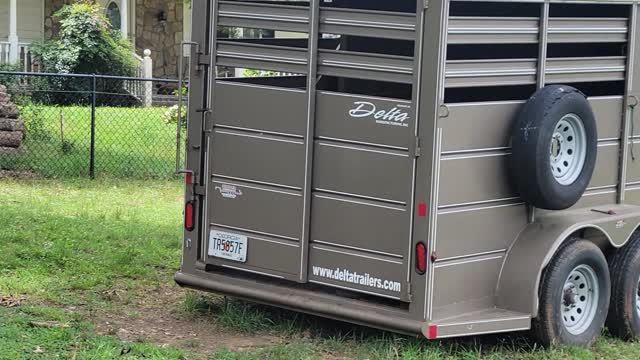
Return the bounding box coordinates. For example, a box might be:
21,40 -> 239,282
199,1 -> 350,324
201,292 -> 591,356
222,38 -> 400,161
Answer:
561,264 -> 599,335
550,114 -> 587,186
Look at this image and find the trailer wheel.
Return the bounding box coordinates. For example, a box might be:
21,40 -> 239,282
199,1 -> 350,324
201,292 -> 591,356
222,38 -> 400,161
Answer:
511,85 -> 597,210
606,232 -> 640,340
532,239 -> 610,346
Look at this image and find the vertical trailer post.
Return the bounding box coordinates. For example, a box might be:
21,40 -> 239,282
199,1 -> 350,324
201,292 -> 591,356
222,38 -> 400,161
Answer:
299,0 -> 321,282
618,4 -> 638,204
198,0 -> 216,266
527,2 -> 550,223
180,0 -> 214,270
414,0 -> 450,321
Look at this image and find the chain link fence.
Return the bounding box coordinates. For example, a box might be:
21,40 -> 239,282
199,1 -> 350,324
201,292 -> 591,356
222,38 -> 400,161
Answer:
0,71 -> 186,178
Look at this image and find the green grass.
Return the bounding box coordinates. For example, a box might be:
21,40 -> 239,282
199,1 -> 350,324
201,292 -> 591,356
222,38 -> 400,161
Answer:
0,105 -> 180,178
0,306 -> 188,360
3,178 -> 640,359
0,178 -> 183,302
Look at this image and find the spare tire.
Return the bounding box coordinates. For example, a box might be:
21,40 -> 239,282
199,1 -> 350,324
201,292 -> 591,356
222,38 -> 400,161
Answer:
511,85 -> 597,210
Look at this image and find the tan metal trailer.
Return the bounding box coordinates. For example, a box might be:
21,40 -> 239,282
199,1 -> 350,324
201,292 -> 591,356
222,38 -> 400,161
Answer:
176,0 -> 640,346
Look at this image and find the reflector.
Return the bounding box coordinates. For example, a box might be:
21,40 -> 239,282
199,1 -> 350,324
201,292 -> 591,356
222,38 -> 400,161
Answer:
427,324 -> 438,339
185,201 -> 195,231
416,242 -> 427,274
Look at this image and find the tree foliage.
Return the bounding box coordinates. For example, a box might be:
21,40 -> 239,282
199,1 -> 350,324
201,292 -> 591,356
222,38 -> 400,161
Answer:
28,1 -> 139,105
31,1 -> 136,76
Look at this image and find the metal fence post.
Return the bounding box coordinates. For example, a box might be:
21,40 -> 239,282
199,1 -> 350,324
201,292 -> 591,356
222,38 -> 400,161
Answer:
90,74 -> 96,179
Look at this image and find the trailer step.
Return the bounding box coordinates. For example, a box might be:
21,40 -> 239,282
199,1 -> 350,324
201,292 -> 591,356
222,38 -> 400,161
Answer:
429,308 -> 531,339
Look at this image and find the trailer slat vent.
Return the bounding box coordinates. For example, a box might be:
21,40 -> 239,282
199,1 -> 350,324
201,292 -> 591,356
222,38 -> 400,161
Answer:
320,0 -> 416,13
216,40 -> 310,75
317,50 -> 414,84
448,16 -> 539,45
317,76 -> 412,100
218,1 -> 310,33
319,8 -> 416,40
445,1 -> 630,101
549,3 -> 630,18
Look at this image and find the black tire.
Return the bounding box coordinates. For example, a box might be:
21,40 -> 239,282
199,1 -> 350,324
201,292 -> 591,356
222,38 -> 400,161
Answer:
607,232 -> 640,340
511,85 -> 597,210
532,239 -> 610,347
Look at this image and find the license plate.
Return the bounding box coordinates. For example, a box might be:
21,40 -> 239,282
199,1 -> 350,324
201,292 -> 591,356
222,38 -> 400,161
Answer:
208,230 -> 248,263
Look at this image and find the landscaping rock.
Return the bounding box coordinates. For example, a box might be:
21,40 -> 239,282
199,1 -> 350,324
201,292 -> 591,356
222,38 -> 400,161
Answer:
0,147 -> 22,155
0,84 -> 24,149
0,131 -> 23,148
0,85 -> 19,119
0,118 -> 25,133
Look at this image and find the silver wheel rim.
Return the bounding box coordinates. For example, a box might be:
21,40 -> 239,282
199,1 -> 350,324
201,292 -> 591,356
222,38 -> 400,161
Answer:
550,114 -> 587,186
561,264 -> 599,335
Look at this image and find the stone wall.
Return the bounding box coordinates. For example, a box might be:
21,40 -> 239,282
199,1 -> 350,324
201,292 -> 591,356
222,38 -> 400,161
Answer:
43,0 -> 70,39
0,85 -> 25,155
135,0 -> 184,78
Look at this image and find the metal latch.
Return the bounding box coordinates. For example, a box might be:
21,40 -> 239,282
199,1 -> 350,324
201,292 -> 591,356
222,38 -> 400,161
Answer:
198,109 -> 213,133
423,0 -> 429,10
414,136 -> 421,158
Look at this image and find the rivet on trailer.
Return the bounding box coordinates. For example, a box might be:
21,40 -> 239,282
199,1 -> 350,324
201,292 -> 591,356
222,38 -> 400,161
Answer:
175,0 -> 640,346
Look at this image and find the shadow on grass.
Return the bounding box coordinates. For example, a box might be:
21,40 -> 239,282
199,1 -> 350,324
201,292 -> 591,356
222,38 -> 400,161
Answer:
180,293 -> 567,359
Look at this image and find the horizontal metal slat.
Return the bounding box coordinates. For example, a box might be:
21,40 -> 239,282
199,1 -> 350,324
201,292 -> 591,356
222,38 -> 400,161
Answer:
218,1 -> 309,33
548,17 -> 628,43
216,41 -> 309,74
319,7 -> 416,40
445,59 -> 537,88
546,56 -> 627,83
317,50 -> 413,83
448,16 -> 539,44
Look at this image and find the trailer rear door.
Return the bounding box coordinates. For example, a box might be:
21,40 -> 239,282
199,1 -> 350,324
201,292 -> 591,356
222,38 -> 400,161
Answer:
202,0 -> 419,302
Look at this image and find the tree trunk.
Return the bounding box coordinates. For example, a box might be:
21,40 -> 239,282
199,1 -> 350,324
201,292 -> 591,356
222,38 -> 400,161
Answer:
0,130 -> 23,147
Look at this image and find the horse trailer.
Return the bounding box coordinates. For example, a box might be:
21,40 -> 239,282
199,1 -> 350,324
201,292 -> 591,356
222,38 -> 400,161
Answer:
176,0 -> 640,346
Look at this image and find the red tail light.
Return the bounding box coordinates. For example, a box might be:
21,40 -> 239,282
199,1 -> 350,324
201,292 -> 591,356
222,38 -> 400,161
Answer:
185,201 -> 195,231
416,242 -> 427,274
185,172 -> 193,185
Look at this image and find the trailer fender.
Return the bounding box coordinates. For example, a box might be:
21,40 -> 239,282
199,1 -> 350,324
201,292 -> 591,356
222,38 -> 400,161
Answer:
496,206 -> 640,317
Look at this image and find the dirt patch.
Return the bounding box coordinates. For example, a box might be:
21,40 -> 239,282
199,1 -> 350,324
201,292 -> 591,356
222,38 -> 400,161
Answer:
92,284 -> 281,358
0,170 -> 38,179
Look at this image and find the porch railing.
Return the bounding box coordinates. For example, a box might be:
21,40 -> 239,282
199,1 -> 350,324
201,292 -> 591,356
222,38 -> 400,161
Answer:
0,42 -> 36,72
123,49 -> 154,106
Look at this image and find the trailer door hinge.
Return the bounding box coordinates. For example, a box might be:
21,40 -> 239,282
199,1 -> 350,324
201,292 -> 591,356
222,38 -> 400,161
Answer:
422,0 -> 429,10
194,185 -> 206,196
414,136 -> 421,158
197,53 -> 211,67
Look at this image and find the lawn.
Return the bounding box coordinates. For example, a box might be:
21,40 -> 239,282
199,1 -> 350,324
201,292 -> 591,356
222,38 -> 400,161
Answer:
2,178 -> 640,359
0,105 -> 180,178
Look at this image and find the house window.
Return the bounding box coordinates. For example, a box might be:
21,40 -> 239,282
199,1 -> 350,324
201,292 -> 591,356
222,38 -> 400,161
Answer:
106,2 -> 122,31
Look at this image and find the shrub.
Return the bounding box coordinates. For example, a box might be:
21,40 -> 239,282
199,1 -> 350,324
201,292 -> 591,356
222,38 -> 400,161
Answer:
32,1 -> 136,76
19,104 -> 50,140
161,105 -> 187,128
30,1 -> 138,105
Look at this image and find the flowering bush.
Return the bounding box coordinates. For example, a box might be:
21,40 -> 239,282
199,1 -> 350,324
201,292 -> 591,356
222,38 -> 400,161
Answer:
162,105 -> 187,128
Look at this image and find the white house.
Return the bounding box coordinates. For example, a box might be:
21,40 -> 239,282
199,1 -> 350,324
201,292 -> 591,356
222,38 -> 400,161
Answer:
0,0 -> 192,78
